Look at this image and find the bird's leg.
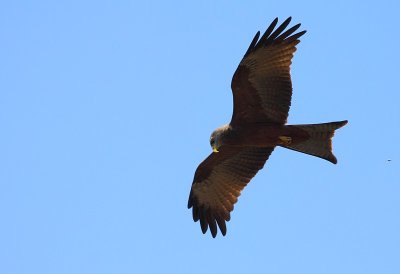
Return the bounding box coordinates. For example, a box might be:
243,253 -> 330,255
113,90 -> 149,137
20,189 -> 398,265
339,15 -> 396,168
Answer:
278,136 -> 292,146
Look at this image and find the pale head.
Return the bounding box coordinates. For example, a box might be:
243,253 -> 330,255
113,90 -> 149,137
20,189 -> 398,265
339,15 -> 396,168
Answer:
210,124 -> 230,153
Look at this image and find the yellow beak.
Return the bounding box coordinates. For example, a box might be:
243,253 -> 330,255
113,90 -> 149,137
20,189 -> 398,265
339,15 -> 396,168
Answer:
212,146 -> 219,153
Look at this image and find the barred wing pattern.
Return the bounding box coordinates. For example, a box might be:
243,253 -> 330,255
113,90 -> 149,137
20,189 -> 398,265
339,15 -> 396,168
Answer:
188,146 -> 274,237
231,17 -> 306,125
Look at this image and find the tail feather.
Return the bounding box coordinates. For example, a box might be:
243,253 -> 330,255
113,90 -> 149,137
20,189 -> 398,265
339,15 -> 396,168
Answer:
284,120 -> 348,164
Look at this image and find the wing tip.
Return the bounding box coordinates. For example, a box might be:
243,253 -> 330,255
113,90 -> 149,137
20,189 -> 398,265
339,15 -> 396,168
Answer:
283,16 -> 292,25
190,201 -> 229,238
247,17 -> 306,54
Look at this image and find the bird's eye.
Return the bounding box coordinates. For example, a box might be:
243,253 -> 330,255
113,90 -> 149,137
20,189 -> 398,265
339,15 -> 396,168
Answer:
210,139 -> 215,146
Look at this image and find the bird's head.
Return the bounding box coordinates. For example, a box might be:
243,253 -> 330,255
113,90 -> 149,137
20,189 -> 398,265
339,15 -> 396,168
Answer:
210,124 -> 230,153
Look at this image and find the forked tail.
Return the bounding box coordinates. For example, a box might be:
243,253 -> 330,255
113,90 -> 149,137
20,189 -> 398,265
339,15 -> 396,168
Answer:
284,120 -> 348,164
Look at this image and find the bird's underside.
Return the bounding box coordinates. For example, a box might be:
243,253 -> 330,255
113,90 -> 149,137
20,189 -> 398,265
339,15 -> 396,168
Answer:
218,123 -> 310,147
187,17 -> 348,238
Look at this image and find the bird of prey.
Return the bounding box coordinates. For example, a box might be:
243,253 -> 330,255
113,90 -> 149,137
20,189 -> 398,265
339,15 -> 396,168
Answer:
187,17 -> 347,238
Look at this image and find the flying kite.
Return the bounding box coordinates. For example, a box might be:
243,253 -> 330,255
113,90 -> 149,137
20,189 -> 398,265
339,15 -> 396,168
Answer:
187,17 -> 347,238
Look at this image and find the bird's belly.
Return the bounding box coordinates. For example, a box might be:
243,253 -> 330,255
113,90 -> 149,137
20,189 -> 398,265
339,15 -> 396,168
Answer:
241,126 -> 284,146
228,125 -> 309,147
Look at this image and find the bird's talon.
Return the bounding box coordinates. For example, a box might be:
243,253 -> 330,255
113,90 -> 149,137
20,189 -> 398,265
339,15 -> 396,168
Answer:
278,136 -> 292,145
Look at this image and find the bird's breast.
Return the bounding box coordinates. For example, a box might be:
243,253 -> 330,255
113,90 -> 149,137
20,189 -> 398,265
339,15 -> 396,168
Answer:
225,124 -> 285,147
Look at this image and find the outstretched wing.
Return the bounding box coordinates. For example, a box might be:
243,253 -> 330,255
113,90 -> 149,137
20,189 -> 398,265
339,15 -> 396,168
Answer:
188,146 -> 274,237
231,17 -> 306,125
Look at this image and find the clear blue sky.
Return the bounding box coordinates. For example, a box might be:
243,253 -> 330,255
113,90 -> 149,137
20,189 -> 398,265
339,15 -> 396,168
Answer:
1,1 -> 399,273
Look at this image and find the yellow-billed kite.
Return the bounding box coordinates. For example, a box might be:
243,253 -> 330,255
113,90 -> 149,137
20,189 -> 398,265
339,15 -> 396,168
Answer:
188,17 -> 347,237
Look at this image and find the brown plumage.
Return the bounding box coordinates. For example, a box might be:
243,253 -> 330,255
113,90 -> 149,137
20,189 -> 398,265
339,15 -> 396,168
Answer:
188,17 -> 347,238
